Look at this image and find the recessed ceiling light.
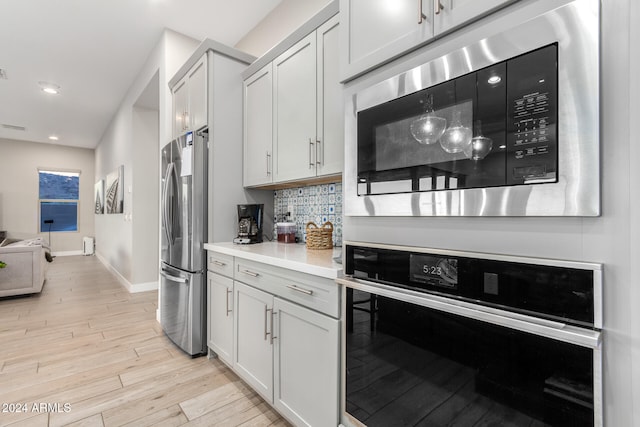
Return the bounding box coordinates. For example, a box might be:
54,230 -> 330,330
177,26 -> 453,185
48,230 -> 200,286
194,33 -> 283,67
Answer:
39,81 -> 61,94
48,135 -> 59,141
487,75 -> 502,85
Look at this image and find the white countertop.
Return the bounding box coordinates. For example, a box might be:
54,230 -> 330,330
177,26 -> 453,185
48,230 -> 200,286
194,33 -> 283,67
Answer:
204,241 -> 343,279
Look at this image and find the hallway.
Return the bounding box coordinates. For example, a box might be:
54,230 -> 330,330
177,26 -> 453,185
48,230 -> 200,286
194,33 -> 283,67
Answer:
0,255 -> 288,426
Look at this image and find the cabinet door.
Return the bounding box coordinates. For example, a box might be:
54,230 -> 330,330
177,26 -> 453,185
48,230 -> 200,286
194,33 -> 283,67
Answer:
243,64 -> 273,187
188,56 -> 207,132
233,281 -> 274,401
433,0 -> 516,35
207,272 -> 233,365
340,0 -> 433,81
172,77 -> 188,137
316,15 -> 343,177
273,32 -> 317,182
273,297 -> 339,427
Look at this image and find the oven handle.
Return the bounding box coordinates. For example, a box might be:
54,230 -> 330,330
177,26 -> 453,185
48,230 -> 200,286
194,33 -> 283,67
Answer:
338,277 -> 601,349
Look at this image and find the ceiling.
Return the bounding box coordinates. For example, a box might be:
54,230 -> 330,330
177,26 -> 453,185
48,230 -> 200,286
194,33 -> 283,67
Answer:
0,0 -> 282,149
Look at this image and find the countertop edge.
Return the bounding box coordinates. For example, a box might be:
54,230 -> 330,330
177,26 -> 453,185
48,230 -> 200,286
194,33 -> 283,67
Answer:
204,242 -> 343,280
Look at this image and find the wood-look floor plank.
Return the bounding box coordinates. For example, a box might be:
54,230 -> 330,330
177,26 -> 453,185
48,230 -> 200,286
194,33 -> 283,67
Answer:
0,255 -> 289,427
119,405 -> 188,427
179,378 -> 254,421
3,411 -> 49,427
62,413 -> 106,427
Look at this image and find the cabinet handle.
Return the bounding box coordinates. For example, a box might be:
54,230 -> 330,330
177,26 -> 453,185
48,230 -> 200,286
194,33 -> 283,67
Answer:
226,288 -> 232,316
316,139 -> 322,166
435,0 -> 444,15
309,139 -> 315,168
264,307 -> 272,341
266,152 -> 271,175
418,0 -> 428,23
241,269 -> 260,278
211,260 -> 226,267
184,110 -> 189,130
287,284 -> 314,296
271,310 -> 277,344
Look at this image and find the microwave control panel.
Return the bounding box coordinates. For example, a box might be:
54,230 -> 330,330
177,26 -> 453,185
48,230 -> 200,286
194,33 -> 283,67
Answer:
506,44 -> 558,184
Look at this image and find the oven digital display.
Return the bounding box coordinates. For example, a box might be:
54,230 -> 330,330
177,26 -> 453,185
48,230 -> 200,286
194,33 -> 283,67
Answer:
409,254 -> 458,289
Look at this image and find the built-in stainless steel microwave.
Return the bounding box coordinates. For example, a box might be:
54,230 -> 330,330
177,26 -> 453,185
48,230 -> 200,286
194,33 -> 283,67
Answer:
344,0 -> 599,217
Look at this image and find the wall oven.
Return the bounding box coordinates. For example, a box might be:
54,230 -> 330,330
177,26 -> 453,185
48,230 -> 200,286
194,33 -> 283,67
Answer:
338,242 -> 602,427
344,0 -> 599,216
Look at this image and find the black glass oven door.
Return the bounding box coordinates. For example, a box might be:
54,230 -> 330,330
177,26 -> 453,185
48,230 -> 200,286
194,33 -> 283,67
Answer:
345,289 -> 594,427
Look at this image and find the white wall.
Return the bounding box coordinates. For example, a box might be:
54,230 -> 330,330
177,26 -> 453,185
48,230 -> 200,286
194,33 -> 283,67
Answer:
234,0 -> 331,57
342,1 -> 640,425
94,29 -> 198,290
0,138 -> 94,254
132,106 -> 159,285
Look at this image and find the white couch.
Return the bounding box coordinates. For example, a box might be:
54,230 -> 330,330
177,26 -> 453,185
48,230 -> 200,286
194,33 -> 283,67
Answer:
0,237 -> 49,297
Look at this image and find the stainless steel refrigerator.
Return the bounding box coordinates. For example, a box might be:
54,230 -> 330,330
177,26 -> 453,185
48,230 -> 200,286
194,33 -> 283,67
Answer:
160,128 -> 207,356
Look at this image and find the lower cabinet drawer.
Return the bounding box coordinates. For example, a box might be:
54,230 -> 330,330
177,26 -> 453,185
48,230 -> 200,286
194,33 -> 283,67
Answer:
235,259 -> 340,318
207,251 -> 234,278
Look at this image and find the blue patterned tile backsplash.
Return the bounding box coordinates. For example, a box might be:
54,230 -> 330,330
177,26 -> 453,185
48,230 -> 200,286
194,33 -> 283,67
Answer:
273,182 -> 342,246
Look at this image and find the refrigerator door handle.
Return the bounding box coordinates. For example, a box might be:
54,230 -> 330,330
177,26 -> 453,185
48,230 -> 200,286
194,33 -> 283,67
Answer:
162,162 -> 175,244
160,269 -> 189,284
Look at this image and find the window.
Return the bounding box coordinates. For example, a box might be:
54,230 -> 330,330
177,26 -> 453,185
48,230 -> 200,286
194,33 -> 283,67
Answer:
39,170 -> 80,232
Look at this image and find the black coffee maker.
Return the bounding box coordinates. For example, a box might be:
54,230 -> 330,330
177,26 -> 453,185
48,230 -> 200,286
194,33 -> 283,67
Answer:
233,204 -> 264,244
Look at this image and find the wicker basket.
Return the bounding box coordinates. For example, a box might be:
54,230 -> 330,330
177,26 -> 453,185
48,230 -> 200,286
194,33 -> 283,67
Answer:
305,221 -> 333,250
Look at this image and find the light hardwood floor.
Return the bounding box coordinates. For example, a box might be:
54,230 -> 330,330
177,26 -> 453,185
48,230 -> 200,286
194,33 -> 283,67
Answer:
0,255 -> 290,427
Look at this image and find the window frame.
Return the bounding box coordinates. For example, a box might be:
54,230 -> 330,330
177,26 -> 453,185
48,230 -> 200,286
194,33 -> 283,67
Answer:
38,168 -> 81,233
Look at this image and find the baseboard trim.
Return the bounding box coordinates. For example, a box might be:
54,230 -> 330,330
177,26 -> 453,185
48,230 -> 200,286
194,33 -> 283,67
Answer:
95,252 -> 158,293
52,250 -> 84,257
131,281 -> 159,293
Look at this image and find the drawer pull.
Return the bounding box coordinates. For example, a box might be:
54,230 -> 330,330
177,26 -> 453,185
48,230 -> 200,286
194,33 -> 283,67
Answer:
241,269 -> 260,278
287,284 -> 314,296
211,260 -> 227,267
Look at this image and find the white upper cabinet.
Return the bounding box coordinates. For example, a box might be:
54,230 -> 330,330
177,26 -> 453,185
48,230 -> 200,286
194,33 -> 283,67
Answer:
340,0 -> 516,81
340,0 -> 433,81
242,5 -> 342,188
273,33 -> 318,183
187,58 -> 207,132
434,0 -> 515,35
172,55 -> 207,137
316,15 -> 344,177
172,78 -> 188,137
243,64 -> 273,187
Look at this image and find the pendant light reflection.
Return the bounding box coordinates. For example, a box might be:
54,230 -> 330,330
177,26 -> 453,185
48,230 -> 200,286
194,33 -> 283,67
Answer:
440,109 -> 472,153
410,93 -> 447,145
463,120 -> 493,160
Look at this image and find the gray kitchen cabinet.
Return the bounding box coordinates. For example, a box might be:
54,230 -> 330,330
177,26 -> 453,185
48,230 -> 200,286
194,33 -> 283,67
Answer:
433,0 -> 516,35
207,251 -> 235,365
316,15 -> 344,177
273,297 -> 339,427
243,10 -> 342,188
233,281 -> 274,400
206,244 -> 341,426
207,271 -> 234,365
243,64 -> 273,187
273,32 -> 318,182
172,55 -> 207,137
340,0 -> 516,81
273,14 -> 343,183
